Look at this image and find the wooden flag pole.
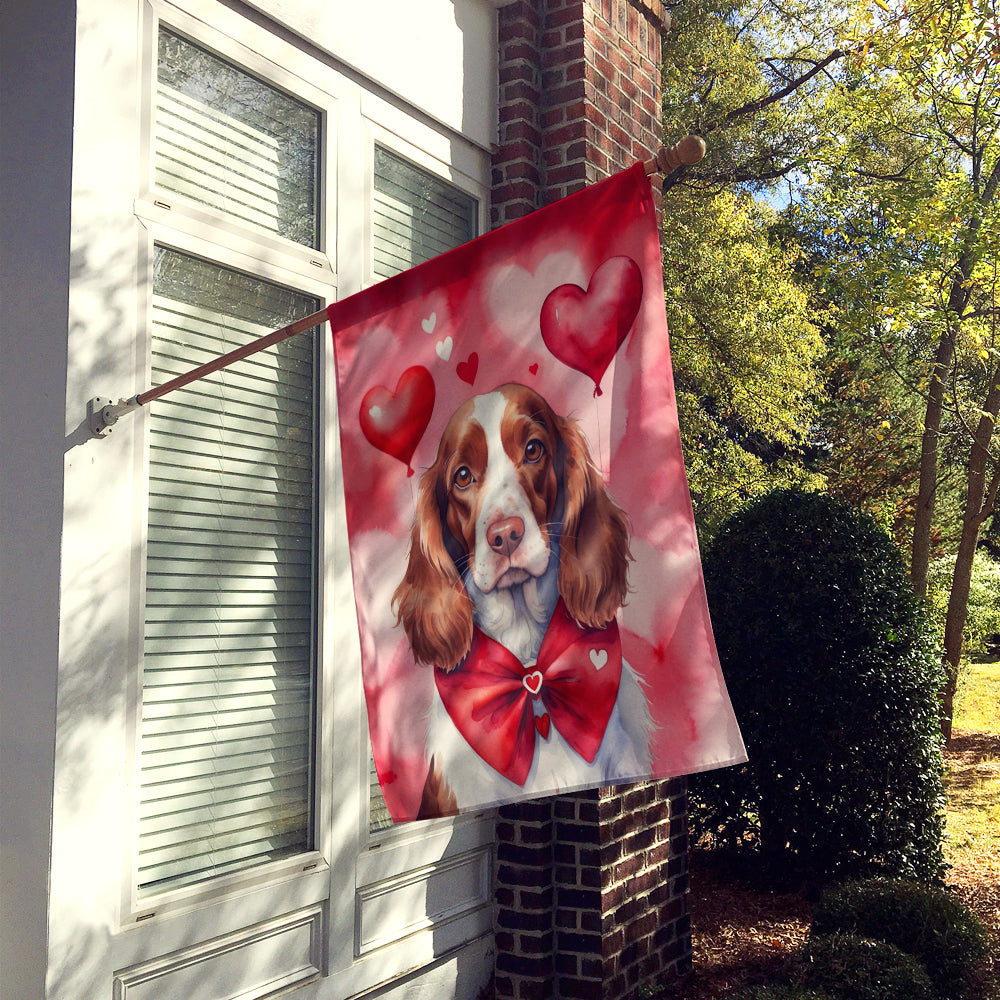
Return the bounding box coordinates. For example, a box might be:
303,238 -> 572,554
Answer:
642,134 -> 706,176
88,137 -> 706,437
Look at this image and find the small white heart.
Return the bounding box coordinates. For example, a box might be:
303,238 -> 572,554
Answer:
369,405 -> 382,420
522,671 -> 543,696
422,312 -> 437,334
590,649 -> 608,671
436,336 -> 453,362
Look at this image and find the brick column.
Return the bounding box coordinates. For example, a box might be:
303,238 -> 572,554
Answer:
491,3 -> 692,999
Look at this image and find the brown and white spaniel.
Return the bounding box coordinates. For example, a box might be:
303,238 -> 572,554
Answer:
393,383 -> 652,816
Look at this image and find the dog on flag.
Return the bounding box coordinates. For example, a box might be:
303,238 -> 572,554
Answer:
393,382 -> 652,816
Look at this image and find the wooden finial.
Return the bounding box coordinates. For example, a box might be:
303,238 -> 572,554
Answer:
644,135 -> 707,175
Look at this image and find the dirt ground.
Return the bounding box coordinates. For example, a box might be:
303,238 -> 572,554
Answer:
659,733 -> 1000,999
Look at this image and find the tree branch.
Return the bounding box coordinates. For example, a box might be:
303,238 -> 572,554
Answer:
702,49 -> 847,133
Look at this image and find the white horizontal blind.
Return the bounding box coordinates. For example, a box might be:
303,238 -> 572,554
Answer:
156,28 -> 320,248
372,146 -> 477,280
139,247 -> 319,895
368,148 -> 478,832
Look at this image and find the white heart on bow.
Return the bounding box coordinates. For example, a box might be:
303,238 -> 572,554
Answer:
422,312 -> 437,334
369,405 -> 382,420
436,336 -> 453,362
522,671 -> 543,695
589,649 -> 608,670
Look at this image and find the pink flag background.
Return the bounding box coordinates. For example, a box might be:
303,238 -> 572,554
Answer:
329,164 -> 746,822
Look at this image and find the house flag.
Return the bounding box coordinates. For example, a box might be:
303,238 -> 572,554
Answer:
329,163 -> 746,821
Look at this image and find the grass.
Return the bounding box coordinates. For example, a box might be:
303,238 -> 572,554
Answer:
943,658 -> 1000,1000
955,658 -> 1000,734
945,659 -> 1000,867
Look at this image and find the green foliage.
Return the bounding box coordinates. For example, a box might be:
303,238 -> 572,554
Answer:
927,550 -> 1000,659
811,878 -> 988,999
793,934 -> 934,1000
664,191 -> 826,539
692,489 -> 947,882
658,1 -> 837,541
661,0 -> 852,193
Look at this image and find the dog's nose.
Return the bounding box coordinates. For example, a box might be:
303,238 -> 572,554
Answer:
487,516 -> 524,557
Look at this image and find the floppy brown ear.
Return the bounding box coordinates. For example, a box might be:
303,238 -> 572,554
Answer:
556,417 -> 632,628
392,468 -> 474,671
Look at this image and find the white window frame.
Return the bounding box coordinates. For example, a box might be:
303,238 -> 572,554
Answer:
110,0 -> 496,991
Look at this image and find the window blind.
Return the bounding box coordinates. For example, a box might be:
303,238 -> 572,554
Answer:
156,28 -> 320,248
368,148 -> 477,832
372,146 -> 477,280
138,248 -> 318,895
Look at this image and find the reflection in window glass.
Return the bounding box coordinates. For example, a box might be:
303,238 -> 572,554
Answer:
156,28 -> 320,248
372,146 -> 476,278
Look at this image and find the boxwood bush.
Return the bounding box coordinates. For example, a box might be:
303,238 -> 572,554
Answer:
691,489 -> 946,881
812,878 -> 987,998
793,933 -> 934,1000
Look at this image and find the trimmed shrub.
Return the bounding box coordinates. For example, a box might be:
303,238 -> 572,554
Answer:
691,489 -> 946,882
794,933 -> 934,1000
812,878 -> 988,999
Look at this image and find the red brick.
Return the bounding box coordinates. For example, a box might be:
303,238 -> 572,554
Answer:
502,40 -> 538,63
542,105 -> 566,129
560,979 -> 603,1000
542,40 -> 586,70
503,120 -> 543,145
546,163 -> 589,186
499,100 -> 539,124
520,886 -> 554,910
503,79 -> 541,104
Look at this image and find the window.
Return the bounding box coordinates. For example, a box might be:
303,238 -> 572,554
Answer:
139,248 -> 319,895
118,7 -> 494,991
136,26 -> 322,897
155,28 -> 320,247
367,147 -> 478,833
372,145 -> 477,279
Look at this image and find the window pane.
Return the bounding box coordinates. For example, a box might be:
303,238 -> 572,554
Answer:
372,146 -> 476,279
156,28 -> 320,248
139,247 -> 318,895
368,150 -> 478,832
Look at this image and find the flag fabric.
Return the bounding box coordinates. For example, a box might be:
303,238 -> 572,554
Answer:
329,163 -> 746,822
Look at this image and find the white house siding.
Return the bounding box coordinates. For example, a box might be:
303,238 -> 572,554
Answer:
0,1 -> 500,998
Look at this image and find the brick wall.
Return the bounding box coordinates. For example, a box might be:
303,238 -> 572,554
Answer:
490,3 -> 692,997
492,0 -> 667,226
494,782 -> 691,1000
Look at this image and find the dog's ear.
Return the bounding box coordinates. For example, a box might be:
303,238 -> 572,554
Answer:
392,467 -> 474,672
555,416 -> 632,628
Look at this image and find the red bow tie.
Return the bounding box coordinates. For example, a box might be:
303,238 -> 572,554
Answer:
434,599 -> 622,786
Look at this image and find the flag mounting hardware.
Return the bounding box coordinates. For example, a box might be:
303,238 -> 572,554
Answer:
86,136 -> 705,439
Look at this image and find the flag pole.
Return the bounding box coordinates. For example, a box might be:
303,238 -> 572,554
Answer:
88,136 -> 705,438
642,134 -> 706,177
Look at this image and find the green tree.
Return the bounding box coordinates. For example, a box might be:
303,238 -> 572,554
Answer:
659,0 -> 845,537
801,0 -> 1000,735
662,189 -> 825,538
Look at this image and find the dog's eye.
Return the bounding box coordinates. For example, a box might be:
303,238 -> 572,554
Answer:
524,439 -> 545,464
453,466 -> 474,490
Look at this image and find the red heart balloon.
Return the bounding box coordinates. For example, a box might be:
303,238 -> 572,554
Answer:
359,366 -> 435,477
539,256 -> 643,396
